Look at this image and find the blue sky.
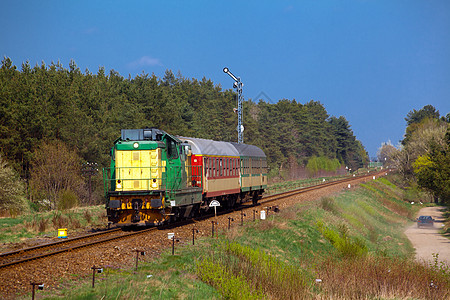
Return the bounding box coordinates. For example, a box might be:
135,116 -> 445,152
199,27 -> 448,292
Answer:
1,1 -> 449,158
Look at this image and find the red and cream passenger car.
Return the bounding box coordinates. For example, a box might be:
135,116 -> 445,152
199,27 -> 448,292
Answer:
177,136 -> 267,208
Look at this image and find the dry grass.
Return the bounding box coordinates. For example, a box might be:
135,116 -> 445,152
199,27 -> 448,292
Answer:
83,209 -> 92,223
316,255 -> 450,299
51,212 -> 68,229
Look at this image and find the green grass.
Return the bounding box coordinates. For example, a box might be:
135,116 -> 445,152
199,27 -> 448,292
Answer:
19,175 -> 450,299
38,245 -> 220,300
0,206 -> 106,245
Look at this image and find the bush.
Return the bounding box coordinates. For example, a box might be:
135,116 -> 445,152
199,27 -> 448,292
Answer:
196,257 -> 265,299
317,221 -> 368,258
320,197 -> 339,214
0,154 -> 29,214
306,156 -> 341,176
57,189 -> 78,210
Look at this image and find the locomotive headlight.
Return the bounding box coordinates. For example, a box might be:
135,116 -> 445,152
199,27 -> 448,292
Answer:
117,180 -> 122,189
133,142 -> 139,149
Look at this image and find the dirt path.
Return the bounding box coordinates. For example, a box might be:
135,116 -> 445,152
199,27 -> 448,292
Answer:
404,206 -> 450,266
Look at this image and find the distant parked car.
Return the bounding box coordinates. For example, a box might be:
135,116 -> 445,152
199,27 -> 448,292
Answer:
417,216 -> 434,228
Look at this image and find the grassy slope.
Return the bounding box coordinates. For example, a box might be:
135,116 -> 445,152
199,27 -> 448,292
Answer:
26,177 -> 450,299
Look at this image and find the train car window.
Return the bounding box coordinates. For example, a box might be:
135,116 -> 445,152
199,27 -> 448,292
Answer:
222,158 -> 225,177
225,158 -> 228,177
216,158 -> 219,177
245,158 -> 248,174
224,158 -> 227,177
210,158 -> 213,177
232,159 -> 234,176
230,159 -> 232,176
237,159 -> 239,175
208,158 -> 211,177
253,158 -> 255,175
246,158 -> 248,174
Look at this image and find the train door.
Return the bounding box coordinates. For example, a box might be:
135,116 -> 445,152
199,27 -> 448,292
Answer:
165,136 -> 182,192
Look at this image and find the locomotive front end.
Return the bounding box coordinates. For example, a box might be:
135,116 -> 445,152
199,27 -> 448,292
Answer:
104,129 -> 170,226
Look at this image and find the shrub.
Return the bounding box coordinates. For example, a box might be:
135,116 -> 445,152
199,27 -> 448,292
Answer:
306,156 -> 341,176
38,218 -> 48,232
320,197 -> 339,214
317,221 -> 368,258
83,209 -> 92,223
196,257 -> 265,299
51,212 -> 68,229
0,154 -> 29,214
57,189 -> 78,210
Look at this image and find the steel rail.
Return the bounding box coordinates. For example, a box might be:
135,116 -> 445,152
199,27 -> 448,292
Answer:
0,228 -> 157,269
0,228 -> 122,259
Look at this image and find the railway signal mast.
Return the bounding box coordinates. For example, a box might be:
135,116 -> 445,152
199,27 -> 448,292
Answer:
223,67 -> 244,144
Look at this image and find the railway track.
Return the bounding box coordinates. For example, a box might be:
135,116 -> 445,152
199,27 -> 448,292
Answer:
0,170 -> 386,270
0,228 -> 157,269
261,171 -> 384,205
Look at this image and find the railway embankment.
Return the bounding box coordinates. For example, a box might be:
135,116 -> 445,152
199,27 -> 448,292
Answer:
26,175 -> 449,299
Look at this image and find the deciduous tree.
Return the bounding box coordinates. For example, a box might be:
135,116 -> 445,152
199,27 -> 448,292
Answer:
29,140 -> 84,209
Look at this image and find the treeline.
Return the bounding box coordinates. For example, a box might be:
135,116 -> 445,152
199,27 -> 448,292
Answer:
378,105 -> 450,204
0,57 -> 367,209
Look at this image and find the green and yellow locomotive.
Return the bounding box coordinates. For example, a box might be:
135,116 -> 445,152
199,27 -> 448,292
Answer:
103,128 -> 267,226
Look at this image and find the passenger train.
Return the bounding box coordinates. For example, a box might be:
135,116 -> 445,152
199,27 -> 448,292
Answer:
103,128 -> 267,226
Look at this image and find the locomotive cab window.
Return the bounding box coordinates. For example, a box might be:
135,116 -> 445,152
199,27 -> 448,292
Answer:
166,138 -> 179,159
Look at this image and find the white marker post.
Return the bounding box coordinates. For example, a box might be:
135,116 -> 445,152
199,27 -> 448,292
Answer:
209,200 -> 221,218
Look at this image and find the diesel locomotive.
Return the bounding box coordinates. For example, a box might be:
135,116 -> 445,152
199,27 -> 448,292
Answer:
103,128 -> 267,226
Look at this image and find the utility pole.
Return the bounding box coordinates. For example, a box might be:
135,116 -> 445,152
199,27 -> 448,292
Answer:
223,67 -> 244,144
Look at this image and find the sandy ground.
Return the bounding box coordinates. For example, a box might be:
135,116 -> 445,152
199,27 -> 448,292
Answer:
404,206 -> 450,266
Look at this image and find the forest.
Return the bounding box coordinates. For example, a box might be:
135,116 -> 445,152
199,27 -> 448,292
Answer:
0,57 -> 368,211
